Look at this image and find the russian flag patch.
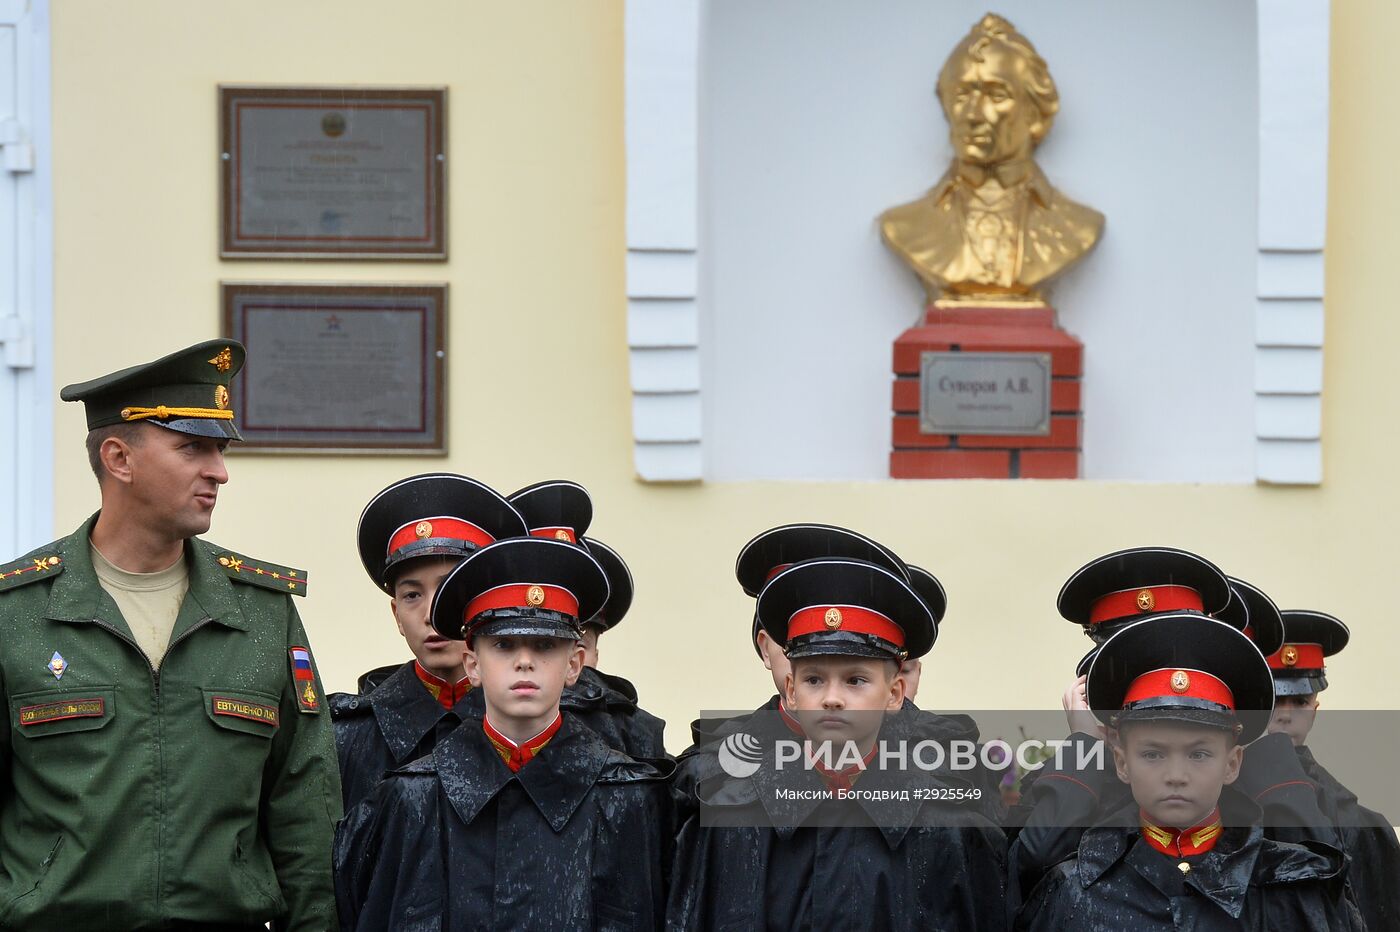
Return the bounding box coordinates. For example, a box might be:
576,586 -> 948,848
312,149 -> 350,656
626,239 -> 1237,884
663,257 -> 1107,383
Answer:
288,646 -> 320,714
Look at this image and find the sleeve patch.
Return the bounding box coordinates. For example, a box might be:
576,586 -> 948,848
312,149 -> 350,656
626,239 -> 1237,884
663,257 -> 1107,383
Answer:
289,646 -> 321,714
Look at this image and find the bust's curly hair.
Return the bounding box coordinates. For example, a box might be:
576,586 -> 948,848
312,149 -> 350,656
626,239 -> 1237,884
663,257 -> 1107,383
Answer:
937,14 -> 1059,144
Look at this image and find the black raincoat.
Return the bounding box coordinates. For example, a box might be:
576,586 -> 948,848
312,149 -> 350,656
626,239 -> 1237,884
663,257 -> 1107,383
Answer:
1008,732 -> 1345,915
1296,744 -> 1400,932
334,714 -> 671,931
564,665 -> 669,760
1014,789 -> 1365,930
667,710 -> 1008,931
329,661 -> 479,812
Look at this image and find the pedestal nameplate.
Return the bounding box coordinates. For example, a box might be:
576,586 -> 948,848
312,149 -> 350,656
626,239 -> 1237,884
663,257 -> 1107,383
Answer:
222,282 -> 447,453
919,352 -> 1051,436
219,86 -> 447,259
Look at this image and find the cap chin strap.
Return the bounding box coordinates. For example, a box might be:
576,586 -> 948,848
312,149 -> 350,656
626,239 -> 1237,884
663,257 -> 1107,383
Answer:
121,405 -> 235,422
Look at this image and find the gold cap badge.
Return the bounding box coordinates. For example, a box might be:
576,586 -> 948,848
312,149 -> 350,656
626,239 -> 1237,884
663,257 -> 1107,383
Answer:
214,385 -> 229,410
415,521 -> 433,539
824,608 -> 843,629
526,585 -> 546,606
1170,670 -> 1191,693
208,347 -> 233,372
1136,589 -> 1156,612
1281,645 -> 1299,667
555,530 -> 572,542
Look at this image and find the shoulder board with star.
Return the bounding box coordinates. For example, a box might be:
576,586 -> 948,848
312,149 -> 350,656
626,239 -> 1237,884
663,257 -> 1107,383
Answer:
207,545 -> 308,596
0,548 -> 66,593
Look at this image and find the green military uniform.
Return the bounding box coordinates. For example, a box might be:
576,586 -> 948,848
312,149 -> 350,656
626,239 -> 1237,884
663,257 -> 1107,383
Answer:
0,518 -> 340,930
0,340 -> 341,930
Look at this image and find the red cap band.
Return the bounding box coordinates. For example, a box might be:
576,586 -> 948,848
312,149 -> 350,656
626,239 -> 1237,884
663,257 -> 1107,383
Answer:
1124,668 -> 1235,709
1088,585 -> 1204,625
764,562 -> 794,583
530,527 -> 577,544
464,583 -> 580,626
388,517 -> 494,556
787,605 -> 905,647
1266,642 -> 1325,671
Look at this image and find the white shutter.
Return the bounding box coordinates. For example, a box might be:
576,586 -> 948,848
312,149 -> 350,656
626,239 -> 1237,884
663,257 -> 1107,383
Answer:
0,0 -> 53,558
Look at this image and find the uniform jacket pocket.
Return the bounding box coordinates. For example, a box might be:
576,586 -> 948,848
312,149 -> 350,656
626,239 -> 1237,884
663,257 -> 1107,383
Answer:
11,687 -> 115,738
202,686 -> 282,738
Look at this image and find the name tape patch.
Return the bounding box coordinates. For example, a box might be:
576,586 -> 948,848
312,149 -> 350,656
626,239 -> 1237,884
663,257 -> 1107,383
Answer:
211,696 -> 280,727
19,698 -> 105,726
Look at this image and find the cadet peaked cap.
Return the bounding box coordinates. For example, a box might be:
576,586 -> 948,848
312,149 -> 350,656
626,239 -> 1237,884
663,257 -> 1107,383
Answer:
357,474 -> 528,592
581,537 -> 633,632
1087,613 -> 1274,744
905,564 -> 949,625
1058,546 -> 1231,643
507,480 -> 593,544
757,557 -> 935,662
1214,577 -> 1286,658
737,523 -> 909,657
60,339 -> 246,441
431,537 -> 608,642
1266,610 -> 1349,697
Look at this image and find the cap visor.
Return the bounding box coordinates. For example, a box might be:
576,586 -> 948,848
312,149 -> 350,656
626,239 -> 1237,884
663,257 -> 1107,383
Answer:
154,418 -> 242,441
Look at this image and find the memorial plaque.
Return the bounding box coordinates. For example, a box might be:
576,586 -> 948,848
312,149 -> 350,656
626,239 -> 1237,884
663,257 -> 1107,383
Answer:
919,352 -> 1051,436
220,86 -> 446,259
223,283 -> 446,453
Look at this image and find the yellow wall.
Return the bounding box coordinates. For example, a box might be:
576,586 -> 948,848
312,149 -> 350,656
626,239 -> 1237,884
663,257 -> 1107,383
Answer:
46,1 -> 1398,754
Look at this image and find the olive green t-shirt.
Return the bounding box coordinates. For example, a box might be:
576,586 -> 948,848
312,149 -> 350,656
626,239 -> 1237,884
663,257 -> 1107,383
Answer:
91,542 -> 189,668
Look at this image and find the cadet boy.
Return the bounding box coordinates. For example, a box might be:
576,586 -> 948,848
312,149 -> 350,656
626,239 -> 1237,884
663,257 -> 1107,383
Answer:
1263,609 -> 1400,931
668,557 -> 1007,931
329,473 -> 527,811
0,341 -> 340,930
505,480 -> 667,758
1011,550 -> 1333,910
1016,614 -> 1363,929
333,537 -> 670,930
576,535 -> 668,758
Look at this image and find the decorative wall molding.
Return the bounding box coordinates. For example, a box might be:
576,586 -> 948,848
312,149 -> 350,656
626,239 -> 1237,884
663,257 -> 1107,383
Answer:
623,0 -> 702,481
1254,0 -> 1329,485
625,0 -> 1330,484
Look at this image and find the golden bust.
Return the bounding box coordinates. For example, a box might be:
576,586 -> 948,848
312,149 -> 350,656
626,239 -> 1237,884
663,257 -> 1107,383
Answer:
880,14 -> 1104,305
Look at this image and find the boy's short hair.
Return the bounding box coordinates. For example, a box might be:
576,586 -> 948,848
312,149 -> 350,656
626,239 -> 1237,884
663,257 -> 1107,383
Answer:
1116,716 -> 1240,748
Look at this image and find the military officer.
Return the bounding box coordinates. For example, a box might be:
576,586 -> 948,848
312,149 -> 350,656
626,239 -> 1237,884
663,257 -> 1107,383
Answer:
0,340 -> 340,930
329,473 -> 528,812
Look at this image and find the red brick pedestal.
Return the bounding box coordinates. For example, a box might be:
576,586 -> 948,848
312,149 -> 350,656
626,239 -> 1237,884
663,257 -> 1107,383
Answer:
890,304 -> 1083,479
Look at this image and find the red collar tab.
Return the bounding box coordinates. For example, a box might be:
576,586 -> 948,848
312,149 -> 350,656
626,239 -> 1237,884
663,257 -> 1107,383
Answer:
1089,585 -> 1204,625
413,662 -> 472,710
464,583 -> 580,631
1266,642 -> 1325,671
483,713 -> 563,772
1139,807 -> 1223,858
787,605 -> 904,648
529,526 -> 577,544
1123,667 -> 1235,709
764,562 -> 795,583
810,742 -> 880,793
777,699 -> 806,737
388,517 -> 494,557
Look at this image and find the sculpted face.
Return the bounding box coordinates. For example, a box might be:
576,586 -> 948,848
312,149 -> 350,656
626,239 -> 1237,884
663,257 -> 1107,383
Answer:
940,43 -> 1041,167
